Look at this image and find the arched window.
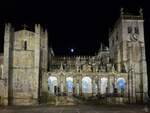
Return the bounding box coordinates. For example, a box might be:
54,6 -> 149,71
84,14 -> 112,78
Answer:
66,77 -> 73,95
82,77 -> 92,94
117,78 -> 126,90
101,77 -> 108,94
135,27 -> 139,34
128,26 -> 132,33
48,76 -> 57,95
24,41 -> 27,50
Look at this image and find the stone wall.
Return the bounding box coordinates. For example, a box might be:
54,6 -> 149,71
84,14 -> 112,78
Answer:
2,24 -> 45,105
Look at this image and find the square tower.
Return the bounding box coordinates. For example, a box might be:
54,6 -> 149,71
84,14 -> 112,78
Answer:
3,24 -> 48,105
109,8 -> 148,103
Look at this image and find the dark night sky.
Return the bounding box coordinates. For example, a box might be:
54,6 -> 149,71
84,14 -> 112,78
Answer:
0,1 -> 149,59
0,0 -> 150,94
0,0 -> 149,55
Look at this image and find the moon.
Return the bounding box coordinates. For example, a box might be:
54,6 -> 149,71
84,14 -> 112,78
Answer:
71,48 -> 74,53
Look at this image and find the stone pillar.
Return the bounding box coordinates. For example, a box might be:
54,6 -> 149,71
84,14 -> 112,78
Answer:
124,76 -> 128,98
132,69 -> 136,103
140,44 -> 149,103
114,75 -> 118,96
60,81 -> 63,96
34,24 -> 41,103
114,76 -> 117,89
107,76 -> 110,95
76,78 -> 80,96
128,44 -> 133,104
117,46 -> 121,73
128,43 -> 136,104
60,75 -> 64,96
109,76 -> 114,94
63,76 -> 66,96
41,73 -> 49,103
73,76 -> 76,95
1,65 -> 3,79
3,23 -> 13,105
79,75 -> 82,96
92,77 -> 95,96
98,77 -> 101,95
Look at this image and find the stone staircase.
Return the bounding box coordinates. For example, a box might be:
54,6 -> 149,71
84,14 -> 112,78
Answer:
47,96 -> 83,105
47,95 -> 129,105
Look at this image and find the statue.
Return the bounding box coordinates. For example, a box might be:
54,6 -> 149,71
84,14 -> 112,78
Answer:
139,8 -> 143,16
120,8 -> 124,15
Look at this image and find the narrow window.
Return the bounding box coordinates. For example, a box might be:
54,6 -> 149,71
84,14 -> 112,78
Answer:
24,41 -> 27,50
128,26 -> 132,33
116,32 -> 118,41
135,27 -> 139,34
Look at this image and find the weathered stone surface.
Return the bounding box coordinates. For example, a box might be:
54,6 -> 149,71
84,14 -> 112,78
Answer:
0,10 -> 148,106
0,104 -> 149,113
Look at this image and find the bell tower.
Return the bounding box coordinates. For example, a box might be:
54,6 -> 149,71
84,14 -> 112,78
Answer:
109,8 -> 148,103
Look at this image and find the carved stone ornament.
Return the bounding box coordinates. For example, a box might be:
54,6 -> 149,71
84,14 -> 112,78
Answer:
130,33 -> 138,42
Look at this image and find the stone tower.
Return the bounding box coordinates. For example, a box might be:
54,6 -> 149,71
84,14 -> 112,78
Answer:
109,8 -> 148,103
3,24 -> 48,105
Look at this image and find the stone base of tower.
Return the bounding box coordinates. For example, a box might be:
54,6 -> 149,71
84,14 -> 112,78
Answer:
136,93 -> 143,104
0,97 -> 8,106
142,92 -> 149,104
9,98 -> 39,106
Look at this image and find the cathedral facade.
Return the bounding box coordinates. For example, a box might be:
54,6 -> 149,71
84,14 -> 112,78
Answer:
0,9 -> 149,105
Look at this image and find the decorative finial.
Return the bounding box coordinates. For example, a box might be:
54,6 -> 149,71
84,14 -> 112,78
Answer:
120,8 -> 124,15
60,62 -> 63,71
22,24 -> 27,30
112,64 -> 116,73
139,8 -> 143,16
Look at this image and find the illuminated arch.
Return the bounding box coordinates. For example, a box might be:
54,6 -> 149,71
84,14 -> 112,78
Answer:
66,77 -> 73,94
48,76 -> 57,94
117,78 -> 126,90
101,77 -> 108,94
82,77 -> 92,93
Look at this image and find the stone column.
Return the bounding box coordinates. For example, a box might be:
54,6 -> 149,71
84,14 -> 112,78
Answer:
79,75 -> 82,96
114,75 -> 118,96
128,69 -> 132,103
98,77 -> 101,95
140,44 -> 148,103
3,23 -> 13,105
107,76 -> 110,95
109,76 -> 114,94
63,76 -> 66,96
1,65 -> 3,79
125,77 -> 128,98
76,77 -> 80,96
73,76 -> 76,96
128,44 -> 133,104
92,77 -> 95,96
132,69 -> 136,104
41,73 -> 49,103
